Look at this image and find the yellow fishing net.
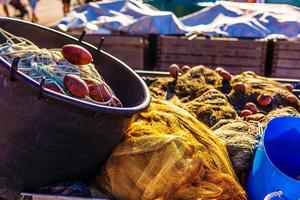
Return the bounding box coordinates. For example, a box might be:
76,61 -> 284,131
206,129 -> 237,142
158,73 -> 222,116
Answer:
95,99 -> 247,200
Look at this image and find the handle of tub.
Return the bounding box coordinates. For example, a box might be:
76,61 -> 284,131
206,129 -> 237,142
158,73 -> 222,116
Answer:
97,36 -> 104,51
78,30 -> 86,43
10,57 -> 20,81
264,191 -> 284,200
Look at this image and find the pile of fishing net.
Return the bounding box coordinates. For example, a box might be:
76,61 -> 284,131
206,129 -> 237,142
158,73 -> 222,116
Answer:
212,119 -> 261,181
146,77 -> 174,100
146,64 -> 300,183
148,66 -> 223,101
175,65 -> 223,100
95,100 -> 247,200
262,106 -> 300,126
148,66 -> 235,127
212,106 -> 300,181
228,71 -> 300,113
184,88 -> 237,127
0,28 -> 122,107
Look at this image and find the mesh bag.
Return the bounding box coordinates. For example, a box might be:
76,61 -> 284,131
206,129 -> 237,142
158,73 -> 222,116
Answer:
175,65 -> 223,100
148,65 -> 223,103
212,119 -> 260,181
184,88 -> 238,127
0,28 -> 120,107
95,99 -> 246,200
228,71 -> 300,112
147,77 -> 173,100
262,106 -> 300,126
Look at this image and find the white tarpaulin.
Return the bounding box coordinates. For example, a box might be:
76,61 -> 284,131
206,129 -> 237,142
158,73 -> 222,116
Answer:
58,0 -> 186,35
58,0 -> 300,38
182,1 -> 300,38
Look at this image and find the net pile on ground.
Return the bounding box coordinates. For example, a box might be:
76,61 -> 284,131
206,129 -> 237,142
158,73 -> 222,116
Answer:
0,28 -> 122,107
175,65 -> 223,101
146,64 -> 300,183
184,88 -> 238,127
147,77 -> 174,100
212,119 -> 260,181
148,66 -> 236,127
95,99 -> 247,200
262,106 -> 300,127
228,71 -> 300,113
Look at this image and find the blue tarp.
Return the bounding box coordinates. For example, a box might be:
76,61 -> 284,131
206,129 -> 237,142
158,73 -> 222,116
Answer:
58,0 -> 186,35
182,1 -> 300,38
57,0 -> 300,38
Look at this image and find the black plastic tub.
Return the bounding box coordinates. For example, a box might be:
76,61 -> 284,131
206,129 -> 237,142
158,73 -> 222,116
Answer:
0,17 -> 151,199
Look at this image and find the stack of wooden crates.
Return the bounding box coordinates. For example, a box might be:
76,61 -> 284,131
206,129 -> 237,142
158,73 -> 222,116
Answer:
78,34 -> 146,70
70,33 -> 300,79
156,36 -> 268,75
271,40 -> 300,79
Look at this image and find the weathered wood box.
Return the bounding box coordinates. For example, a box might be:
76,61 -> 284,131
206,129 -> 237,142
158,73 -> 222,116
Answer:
271,40 -> 300,79
76,34 -> 146,70
156,36 -> 268,75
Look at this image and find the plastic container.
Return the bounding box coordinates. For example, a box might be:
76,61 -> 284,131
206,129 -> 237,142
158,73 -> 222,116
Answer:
247,116 -> 300,200
0,17 -> 151,198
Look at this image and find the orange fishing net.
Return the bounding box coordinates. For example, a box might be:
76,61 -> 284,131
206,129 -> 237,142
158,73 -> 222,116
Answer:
95,99 -> 247,200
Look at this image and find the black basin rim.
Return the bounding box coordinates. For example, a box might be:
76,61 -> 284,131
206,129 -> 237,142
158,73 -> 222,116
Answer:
0,17 -> 151,115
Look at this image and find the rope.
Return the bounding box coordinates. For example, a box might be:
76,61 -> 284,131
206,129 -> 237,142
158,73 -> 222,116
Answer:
264,191 -> 283,200
0,28 -> 116,106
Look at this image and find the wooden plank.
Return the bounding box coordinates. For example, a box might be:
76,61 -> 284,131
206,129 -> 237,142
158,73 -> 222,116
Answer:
275,59 -> 300,69
276,50 -> 300,60
83,35 -> 144,47
155,63 -> 262,74
157,62 -> 262,70
118,62 -> 143,70
223,67 -> 262,74
102,46 -> 142,52
159,54 -> 263,66
104,49 -> 143,57
272,40 -> 300,78
276,40 -> 300,51
272,67 -> 300,79
104,50 -> 143,70
159,46 -> 264,58
71,35 -> 145,70
159,36 -> 265,49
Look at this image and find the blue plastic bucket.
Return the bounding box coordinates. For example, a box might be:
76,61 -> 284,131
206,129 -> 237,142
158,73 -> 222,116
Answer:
247,116 -> 300,200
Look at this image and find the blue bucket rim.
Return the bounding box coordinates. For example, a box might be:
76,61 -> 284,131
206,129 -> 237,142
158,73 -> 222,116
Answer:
262,116 -> 300,184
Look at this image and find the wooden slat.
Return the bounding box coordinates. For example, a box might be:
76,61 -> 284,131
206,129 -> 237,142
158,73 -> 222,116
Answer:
223,66 -> 262,74
276,40 -> 300,51
159,54 -> 263,66
156,63 -> 262,74
71,34 -> 145,70
273,67 -> 300,79
159,36 -> 265,49
275,59 -> 300,69
104,50 -> 142,57
102,46 -> 142,52
159,45 -> 264,58
83,35 -> 144,47
157,62 -> 262,70
272,40 -> 300,78
157,36 -> 266,75
276,50 -> 300,59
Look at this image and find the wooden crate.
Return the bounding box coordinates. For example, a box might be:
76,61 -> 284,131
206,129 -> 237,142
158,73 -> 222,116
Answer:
272,40 -> 300,79
156,36 -> 267,75
77,35 -> 145,70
